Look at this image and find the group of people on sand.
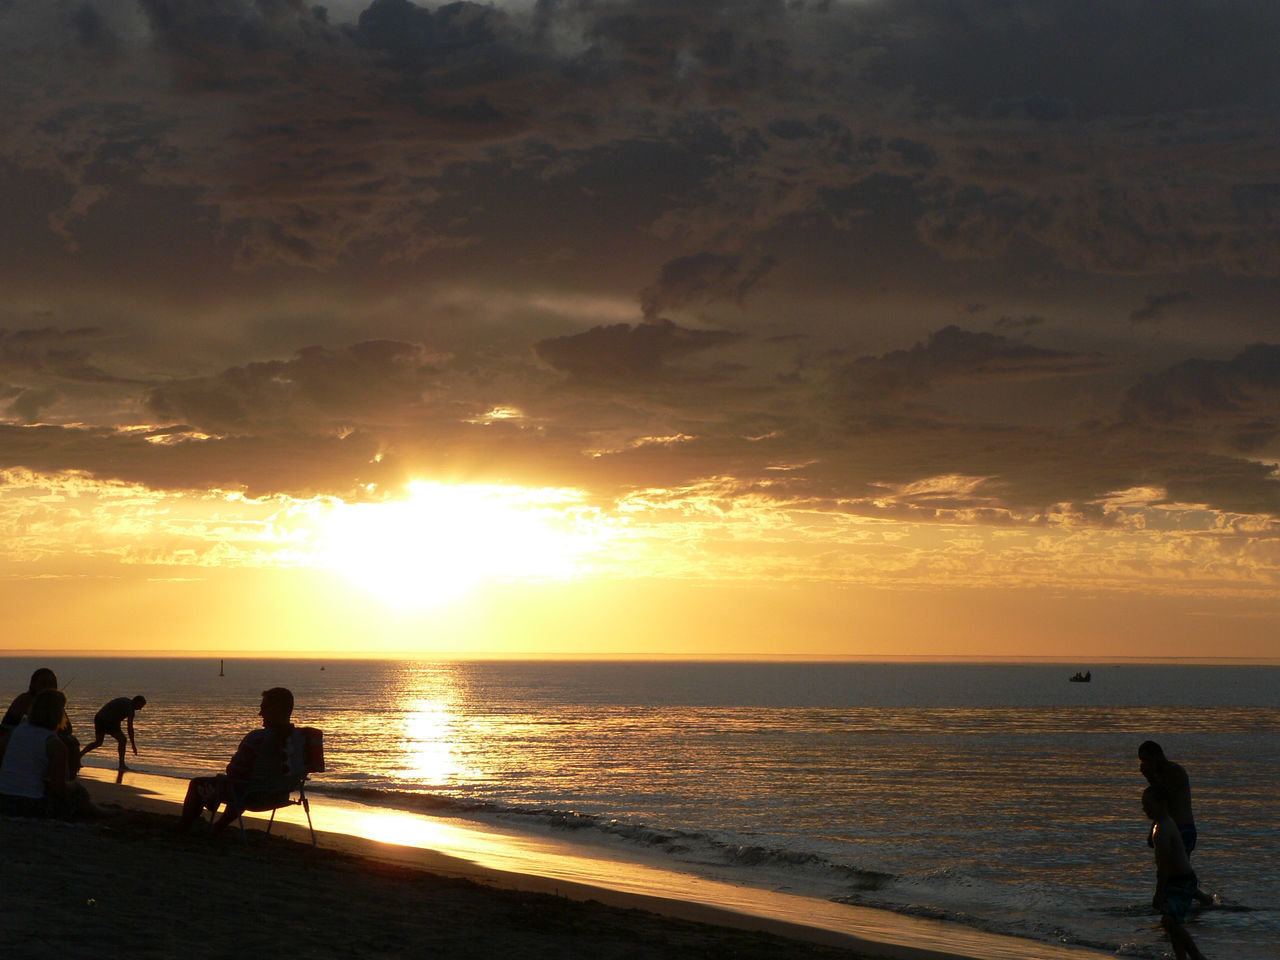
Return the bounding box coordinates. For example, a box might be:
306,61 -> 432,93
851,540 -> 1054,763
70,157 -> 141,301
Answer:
0,667 -> 145,819
0,666 -> 307,839
1140,739 -> 1215,960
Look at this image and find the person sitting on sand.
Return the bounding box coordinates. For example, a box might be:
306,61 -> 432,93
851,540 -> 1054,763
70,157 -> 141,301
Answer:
0,668 -> 80,774
1139,740 -> 1213,905
1142,785 -> 1209,960
1,667 -> 60,733
0,689 -> 98,819
80,695 -> 146,773
179,687 -> 298,837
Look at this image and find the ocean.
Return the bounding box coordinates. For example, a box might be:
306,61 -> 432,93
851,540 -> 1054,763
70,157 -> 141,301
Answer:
8,657 -> 1278,959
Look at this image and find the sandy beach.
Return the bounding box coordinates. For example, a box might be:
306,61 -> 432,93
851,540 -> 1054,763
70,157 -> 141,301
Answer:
2,808 -> 872,960
0,772 -> 1120,960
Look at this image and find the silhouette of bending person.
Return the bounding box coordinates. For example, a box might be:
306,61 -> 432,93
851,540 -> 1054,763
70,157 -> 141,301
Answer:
179,687 -> 296,837
80,696 -> 146,773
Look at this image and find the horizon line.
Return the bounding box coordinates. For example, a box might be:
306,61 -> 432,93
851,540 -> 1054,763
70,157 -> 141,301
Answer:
2,650 -> 1278,666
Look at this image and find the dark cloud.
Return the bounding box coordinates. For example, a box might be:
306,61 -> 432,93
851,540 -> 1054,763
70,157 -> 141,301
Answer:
71,2 -> 122,57
1123,343 -> 1280,428
1130,291 -> 1193,325
533,319 -> 743,382
639,252 -> 777,322
0,422 -> 390,497
984,94 -> 1074,123
833,326 -> 1105,404
992,316 -> 1046,333
575,0 -> 797,107
6,0 -> 1280,278
1,0 -> 1280,534
6,387 -> 61,424
855,0 -> 1280,118
356,0 -> 505,69
146,340 -> 441,433
136,0 -> 320,63
0,327 -> 130,389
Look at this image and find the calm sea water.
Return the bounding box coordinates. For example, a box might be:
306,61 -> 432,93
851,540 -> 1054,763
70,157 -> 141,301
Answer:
8,657 -> 1278,959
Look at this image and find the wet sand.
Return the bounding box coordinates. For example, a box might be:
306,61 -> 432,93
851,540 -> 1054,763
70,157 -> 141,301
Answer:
2,771 -> 1113,960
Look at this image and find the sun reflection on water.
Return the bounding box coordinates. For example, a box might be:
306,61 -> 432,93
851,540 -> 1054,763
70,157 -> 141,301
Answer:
396,696 -> 479,787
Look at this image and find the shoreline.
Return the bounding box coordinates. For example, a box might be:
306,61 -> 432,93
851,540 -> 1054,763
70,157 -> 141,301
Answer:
55,767 -> 1115,960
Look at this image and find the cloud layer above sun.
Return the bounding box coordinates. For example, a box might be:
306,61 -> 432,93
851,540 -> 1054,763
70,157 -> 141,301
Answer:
1,0 -> 1279,611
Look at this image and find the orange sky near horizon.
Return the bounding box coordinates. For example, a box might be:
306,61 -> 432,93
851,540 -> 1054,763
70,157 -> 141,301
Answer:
4,562 -> 1280,661
0,474 -> 1277,660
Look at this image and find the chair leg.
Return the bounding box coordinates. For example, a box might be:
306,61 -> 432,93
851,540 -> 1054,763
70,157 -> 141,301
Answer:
267,808 -> 277,837
302,795 -> 315,846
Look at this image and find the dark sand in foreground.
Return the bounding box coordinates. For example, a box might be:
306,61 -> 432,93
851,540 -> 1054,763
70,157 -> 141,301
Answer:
3,809 -> 874,960
5,773 -> 1116,960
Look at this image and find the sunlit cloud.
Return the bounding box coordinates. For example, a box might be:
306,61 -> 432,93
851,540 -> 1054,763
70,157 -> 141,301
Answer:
596,477 -> 1280,596
467,406 -> 526,425
0,464 -> 1278,627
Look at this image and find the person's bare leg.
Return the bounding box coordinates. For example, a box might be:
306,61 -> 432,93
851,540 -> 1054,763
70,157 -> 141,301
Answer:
179,781 -> 209,832
1163,916 -> 1207,960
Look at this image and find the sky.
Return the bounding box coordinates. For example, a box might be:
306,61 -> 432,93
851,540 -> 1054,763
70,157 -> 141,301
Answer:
2,0 -> 1279,659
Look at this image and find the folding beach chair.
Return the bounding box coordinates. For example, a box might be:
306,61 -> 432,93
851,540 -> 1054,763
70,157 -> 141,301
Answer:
216,726 -> 326,846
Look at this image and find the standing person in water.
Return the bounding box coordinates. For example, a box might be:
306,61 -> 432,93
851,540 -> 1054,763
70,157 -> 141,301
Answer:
1142,785 -> 1209,960
1139,740 -> 1214,905
80,695 -> 146,773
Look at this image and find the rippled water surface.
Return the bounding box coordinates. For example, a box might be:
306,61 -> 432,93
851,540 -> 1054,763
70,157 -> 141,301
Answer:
11,657 -> 1279,959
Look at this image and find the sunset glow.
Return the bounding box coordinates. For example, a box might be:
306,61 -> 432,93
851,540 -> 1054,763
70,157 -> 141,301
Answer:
317,483 -> 612,609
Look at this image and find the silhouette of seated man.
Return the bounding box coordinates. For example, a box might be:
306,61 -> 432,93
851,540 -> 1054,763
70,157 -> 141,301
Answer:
179,686 -> 302,836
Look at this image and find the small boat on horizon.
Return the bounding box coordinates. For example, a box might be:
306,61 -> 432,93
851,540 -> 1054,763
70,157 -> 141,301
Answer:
1069,669 -> 1091,683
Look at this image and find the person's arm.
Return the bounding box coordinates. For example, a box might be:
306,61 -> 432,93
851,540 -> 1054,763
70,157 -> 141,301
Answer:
225,731 -> 261,780
1,693 -> 30,729
127,713 -> 137,755
44,734 -> 69,798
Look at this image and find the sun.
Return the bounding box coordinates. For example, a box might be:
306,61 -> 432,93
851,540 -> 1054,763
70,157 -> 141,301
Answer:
316,481 -> 608,609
